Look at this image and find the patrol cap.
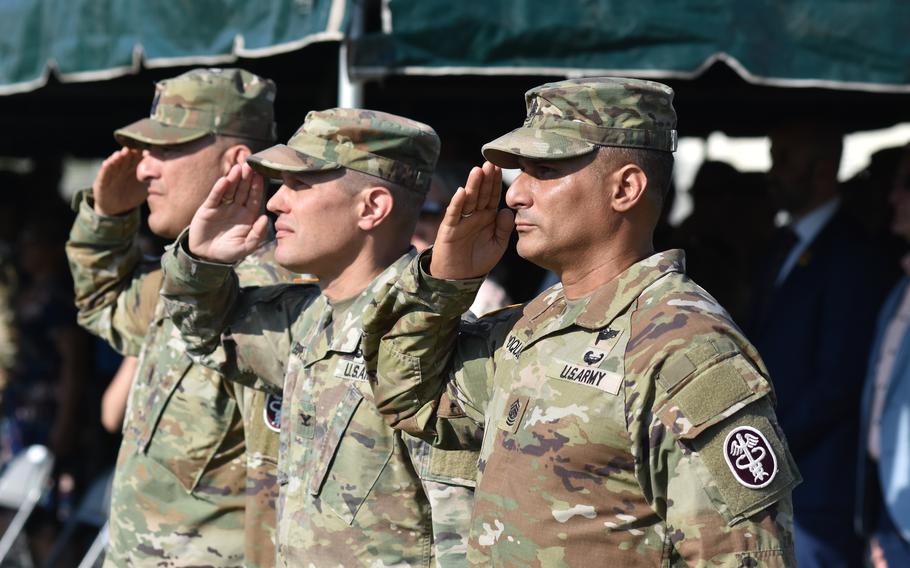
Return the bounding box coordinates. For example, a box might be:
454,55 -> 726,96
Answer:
247,108 -> 440,193
482,77 -> 678,169
114,68 -> 277,148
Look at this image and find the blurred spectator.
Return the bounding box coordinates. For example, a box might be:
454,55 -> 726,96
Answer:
856,142 -> 910,568
748,120 -> 893,568
3,208 -> 94,561
842,145 -> 907,271
413,169 -> 512,316
4,211 -> 91,462
101,356 -> 137,433
674,162 -> 775,325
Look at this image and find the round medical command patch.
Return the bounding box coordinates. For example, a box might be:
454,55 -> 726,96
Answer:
263,393 -> 282,433
723,426 -> 778,489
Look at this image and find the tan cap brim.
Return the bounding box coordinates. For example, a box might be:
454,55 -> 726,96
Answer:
481,126 -> 597,169
246,144 -> 341,180
113,118 -> 211,148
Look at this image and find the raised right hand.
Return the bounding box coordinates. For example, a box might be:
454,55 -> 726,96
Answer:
92,147 -> 147,216
429,161 -> 515,280
188,163 -> 270,264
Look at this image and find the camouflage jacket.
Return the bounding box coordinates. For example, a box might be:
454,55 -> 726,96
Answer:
362,249 -> 801,567
0,245 -> 16,400
160,243 -> 479,567
66,190 -> 288,567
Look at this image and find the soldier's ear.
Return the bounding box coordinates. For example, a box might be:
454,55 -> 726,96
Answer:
220,143 -> 251,175
611,164 -> 648,213
356,185 -> 395,231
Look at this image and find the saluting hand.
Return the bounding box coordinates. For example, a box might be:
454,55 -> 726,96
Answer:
430,161 -> 515,280
92,147 -> 146,216
188,163 -> 270,264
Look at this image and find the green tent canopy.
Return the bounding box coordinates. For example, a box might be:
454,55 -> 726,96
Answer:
0,0 -> 346,95
351,0 -> 910,93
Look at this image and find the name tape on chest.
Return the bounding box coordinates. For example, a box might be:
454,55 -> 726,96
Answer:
504,334 -> 525,359
263,393 -> 282,433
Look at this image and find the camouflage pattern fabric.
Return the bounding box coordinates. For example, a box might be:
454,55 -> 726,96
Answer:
229,385 -> 282,568
247,108 -> 439,193
0,246 -> 16,403
481,77 -> 677,168
160,243 -> 478,567
361,249 -> 801,567
114,68 -> 277,148
65,190 -> 291,567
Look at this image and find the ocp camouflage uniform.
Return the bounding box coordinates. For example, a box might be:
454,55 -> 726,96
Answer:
361,78 -> 800,567
160,108 -> 478,567
364,251 -> 800,566
0,246 -> 17,403
65,68 -> 288,567
229,384 -> 283,567
66,190 -> 290,567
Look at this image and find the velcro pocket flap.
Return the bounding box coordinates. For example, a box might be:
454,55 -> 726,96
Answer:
658,351 -> 771,440
309,386 -> 395,525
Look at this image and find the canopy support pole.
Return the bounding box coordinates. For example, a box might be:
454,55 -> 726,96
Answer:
337,0 -> 365,108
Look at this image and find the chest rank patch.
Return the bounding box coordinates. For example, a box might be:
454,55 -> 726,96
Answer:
723,426 -> 778,489
334,355 -> 367,382
263,393 -> 282,433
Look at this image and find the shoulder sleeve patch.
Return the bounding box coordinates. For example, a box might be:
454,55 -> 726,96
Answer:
683,399 -> 801,524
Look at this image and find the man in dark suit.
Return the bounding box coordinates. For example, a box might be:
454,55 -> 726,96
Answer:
750,120 -> 892,568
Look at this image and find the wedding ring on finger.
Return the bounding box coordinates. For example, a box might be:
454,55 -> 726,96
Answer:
460,210 -> 475,219
221,197 -> 235,205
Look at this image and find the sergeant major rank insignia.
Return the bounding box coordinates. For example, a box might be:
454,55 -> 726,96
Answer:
263,393 -> 282,433
723,426 -> 778,489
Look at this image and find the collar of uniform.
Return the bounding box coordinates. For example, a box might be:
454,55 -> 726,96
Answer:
524,282 -> 567,321
327,249 -> 418,354
572,249 -> 686,330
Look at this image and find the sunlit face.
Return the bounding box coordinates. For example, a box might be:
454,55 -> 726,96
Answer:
266,170 -> 363,274
505,153 -> 613,272
890,150 -> 910,241
136,136 -> 227,239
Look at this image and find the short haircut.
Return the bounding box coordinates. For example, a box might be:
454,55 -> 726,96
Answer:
217,134 -> 272,154
598,146 -> 675,199
340,169 -> 425,232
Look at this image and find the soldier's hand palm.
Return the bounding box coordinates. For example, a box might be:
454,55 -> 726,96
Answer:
430,162 -> 514,279
189,164 -> 269,263
92,148 -> 146,216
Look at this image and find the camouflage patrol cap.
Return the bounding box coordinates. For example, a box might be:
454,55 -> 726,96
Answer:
114,68 -> 276,148
247,108 -> 439,193
482,77 -> 677,168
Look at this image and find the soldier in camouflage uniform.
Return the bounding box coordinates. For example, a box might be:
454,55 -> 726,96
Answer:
65,68 -> 288,567
158,108 -> 479,567
0,247 -> 16,404
361,77 -> 802,566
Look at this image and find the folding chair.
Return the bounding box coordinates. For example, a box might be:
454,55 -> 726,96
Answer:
76,521 -> 107,568
41,468 -> 113,568
0,445 -> 55,566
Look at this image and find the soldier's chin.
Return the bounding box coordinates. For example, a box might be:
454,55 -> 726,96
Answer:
274,246 -> 309,273
146,210 -> 181,240
515,236 -> 543,264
